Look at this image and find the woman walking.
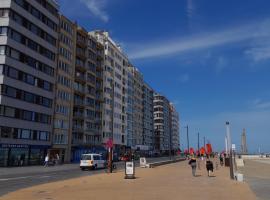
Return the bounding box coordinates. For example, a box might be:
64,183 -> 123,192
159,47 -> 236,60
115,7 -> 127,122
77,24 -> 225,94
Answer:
188,156 -> 197,177
206,157 -> 214,177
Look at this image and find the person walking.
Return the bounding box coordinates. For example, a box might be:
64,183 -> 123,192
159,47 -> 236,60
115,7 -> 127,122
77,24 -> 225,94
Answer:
206,157 -> 214,177
188,156 -> 197,177
44,154 -> 49,167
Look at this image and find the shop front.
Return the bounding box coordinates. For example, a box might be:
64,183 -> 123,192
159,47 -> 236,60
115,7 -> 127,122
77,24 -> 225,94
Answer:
0,144 -> 50,167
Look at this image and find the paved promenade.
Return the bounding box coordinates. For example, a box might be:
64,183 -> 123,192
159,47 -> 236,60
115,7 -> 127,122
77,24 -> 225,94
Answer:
238,159 -> 270,200
0,161 -> 256,200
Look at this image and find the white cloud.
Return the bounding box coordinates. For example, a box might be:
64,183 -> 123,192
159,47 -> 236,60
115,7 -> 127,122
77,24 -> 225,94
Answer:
128,19 -> 270,60
245,46 -> 270,61
251,99 -> 270,109
178,73 -> 190,83
80,0 -> 109,22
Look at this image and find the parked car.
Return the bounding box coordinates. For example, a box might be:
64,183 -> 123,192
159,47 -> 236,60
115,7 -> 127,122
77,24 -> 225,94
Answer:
80,153 -> 105,170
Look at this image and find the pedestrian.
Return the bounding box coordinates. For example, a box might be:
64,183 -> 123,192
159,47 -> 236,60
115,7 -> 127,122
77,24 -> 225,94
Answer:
220,154 -> 224,166
44,154 -> 49,167
188,156 -> 197,177
206,157 -> 214,177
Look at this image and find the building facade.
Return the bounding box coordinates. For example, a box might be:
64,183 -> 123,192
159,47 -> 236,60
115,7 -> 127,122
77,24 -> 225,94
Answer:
71,27 -> 105,162
126,65 -> 134,148
51,14 -> 76,163
128,66 -> 144,151
142,82 -> 154,152
170,103 -> 180,153
0,0 -> 59,166
90,31 -> 128,155
154,93 -> 171,153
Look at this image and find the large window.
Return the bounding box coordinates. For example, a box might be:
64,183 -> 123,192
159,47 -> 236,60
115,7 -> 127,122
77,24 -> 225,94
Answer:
1,65 -> 53,92
0,105 -> 51,124
10,9 -> 56,46
0,45 -> 54,76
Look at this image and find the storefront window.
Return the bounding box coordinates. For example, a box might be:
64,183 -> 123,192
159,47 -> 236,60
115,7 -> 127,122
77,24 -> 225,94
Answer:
29,148 -> 42,165
0,148 -> 8,167
8,148 -> 29,166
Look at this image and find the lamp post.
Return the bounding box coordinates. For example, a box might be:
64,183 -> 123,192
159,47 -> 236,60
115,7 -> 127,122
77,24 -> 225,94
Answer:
185,126 -> 189,154
197,132 -> 200,153
226,121 -> 234,180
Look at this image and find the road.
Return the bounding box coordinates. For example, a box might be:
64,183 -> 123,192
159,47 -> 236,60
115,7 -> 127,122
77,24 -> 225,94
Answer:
0,156 -> 178,196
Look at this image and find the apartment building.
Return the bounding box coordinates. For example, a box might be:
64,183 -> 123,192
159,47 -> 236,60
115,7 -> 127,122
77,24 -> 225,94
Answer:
71,27 -> 105,162
142,82 -> 154,152
128,66 -> 144,151
154,93 -> 171,153
170,103 -> 180,153
51,14 -> 76,163
126,65 -> 134,148
90,31 -> 128,155
0,0 -> 59,166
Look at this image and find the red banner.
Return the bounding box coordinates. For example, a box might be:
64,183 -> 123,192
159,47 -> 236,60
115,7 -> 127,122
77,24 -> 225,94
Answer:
206,143 -> 212,154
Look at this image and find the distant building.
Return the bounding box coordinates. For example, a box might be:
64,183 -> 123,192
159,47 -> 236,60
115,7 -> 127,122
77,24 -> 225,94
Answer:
241,128 -> 248,154
170,103 -> 180,152
90,31 -> 128,155
154,93 -> 171,153
142,82 -> 154,152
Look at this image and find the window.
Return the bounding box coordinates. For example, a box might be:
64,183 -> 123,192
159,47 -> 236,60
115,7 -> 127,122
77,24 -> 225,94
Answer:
0,27 -> 8,35
0,9 -> 9,17
23,110 -> 32,121
39,131 -> 48,140
5,86 -> 16,97
1,127 -> 12,138
5,107 -> 15,117
0,46 -> 5,55
21,129 -> 30,139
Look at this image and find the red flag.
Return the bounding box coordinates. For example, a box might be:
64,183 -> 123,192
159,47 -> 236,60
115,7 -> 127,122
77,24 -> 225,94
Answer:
189,148 -> 194,155
200,147 -> 205,155
206,143 -> 212,154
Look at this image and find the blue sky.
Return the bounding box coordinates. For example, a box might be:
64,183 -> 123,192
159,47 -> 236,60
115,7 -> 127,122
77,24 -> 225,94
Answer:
59,0 -> 270,153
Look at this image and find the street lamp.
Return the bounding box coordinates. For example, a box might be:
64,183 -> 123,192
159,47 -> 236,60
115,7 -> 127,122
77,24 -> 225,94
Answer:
185,125 -> 189,154
226,121 -> 234,179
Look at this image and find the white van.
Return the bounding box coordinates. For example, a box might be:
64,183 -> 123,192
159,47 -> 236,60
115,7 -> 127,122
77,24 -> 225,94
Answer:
80,153 -> 106,170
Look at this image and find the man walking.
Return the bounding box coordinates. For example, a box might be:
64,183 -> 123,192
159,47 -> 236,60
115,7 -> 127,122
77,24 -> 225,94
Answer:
44,154 -> 49,167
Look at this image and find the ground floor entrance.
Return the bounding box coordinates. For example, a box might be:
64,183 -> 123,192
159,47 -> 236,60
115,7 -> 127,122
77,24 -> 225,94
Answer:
0,144 -> 49,167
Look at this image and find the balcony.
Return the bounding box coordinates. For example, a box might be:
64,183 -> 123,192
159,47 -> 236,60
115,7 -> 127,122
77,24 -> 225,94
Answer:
96,71 -> 103,80
74,99 -> 84,107
73,112 -> 84,118
75,76 -> 86,84
74,86 -> 85,94
72,126 -> 84,132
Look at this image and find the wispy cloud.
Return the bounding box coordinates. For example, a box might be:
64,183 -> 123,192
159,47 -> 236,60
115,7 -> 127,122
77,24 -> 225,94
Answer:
80,0 -> 109,22
178,73 -> 190,83
128,19 -> 270,60
245,45 -> 270,61
215,56 -> 227,74
187,0 -> 195,20
251,99 -> 270,109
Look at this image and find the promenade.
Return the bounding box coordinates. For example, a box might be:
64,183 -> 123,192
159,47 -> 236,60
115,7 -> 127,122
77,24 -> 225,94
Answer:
0,161 -> 256,200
